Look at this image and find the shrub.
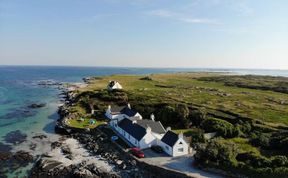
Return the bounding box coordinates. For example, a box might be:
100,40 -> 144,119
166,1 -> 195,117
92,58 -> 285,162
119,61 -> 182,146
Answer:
271,156 -> 288,167
201,118 -> 235,137
189,108 -> 207,126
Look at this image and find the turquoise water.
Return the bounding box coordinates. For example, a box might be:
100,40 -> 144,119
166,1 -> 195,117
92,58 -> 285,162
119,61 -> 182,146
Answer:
0,66 -> 287,177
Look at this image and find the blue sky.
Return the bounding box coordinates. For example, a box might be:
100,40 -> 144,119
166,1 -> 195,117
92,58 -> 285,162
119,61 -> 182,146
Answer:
0,0 -> 287,69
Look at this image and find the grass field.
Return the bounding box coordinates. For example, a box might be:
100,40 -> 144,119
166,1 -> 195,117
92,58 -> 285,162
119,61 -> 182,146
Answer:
79,73 -> 288,125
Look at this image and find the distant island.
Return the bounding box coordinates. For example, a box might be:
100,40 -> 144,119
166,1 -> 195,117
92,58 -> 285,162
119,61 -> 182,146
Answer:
31,72 -> 288,178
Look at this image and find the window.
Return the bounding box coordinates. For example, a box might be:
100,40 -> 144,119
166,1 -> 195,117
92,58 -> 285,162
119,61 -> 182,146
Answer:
165,146 -> 169,150
128,135 -> 130,139
178,148 -> 184,152
124,132 -> 126,136
179,142 -> 183,145
135,140 -> 137,144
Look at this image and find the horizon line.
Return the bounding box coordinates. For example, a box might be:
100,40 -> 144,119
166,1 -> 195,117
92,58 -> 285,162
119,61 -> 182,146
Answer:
0,64 -> 287,71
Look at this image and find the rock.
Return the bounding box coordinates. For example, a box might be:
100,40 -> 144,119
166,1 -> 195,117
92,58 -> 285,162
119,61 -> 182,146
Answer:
73,167 -> 94,178
38,158 -> 63,172
0,150 -> 33,176
3,130 -> 27,145
0,108 -> 37,120
116,160 -> 123,165
0,142 -> 12,152
32,134 -> 47,139
61,146 -> 71,155
28,103 -> 46,109
51,141 -> 62,149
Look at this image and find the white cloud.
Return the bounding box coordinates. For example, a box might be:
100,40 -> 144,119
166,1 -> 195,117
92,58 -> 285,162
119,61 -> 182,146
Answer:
146,9 -> 219,25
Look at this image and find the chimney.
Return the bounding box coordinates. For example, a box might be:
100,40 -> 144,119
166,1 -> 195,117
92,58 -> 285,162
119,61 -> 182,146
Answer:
150,113 -> 155,121
178,132 -> 184,139
166,127 -> 171,131
146,126 -> 152,133
127,103 -> 131,109
108,105 -> 111,111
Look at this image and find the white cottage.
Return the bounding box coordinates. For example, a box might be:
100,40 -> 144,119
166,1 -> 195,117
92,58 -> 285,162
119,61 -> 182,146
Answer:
114,118 -> 166,149
105,104 -> 142,123
160,130 -> 189,157
107,81 -> 123,91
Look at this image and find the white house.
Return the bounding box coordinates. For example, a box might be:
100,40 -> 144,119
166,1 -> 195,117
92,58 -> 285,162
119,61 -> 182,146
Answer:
113,118 -> 166,149
160,130 -> 189,157
105,104 -> 142,127
107,81 -> 123,91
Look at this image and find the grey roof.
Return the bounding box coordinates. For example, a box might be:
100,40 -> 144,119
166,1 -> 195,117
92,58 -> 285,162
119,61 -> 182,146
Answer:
118,118 -> 166,141
118,118 -> 146,141
136,120 -> 166,134
161,131 -> 179,147
110,106 -> 138,117
110,106 -> 126,113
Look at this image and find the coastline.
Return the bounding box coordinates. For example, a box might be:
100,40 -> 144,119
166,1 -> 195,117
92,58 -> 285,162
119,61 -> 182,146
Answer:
1,67 -> 287,178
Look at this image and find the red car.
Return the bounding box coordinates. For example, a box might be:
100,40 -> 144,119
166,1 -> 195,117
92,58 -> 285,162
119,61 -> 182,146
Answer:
130,147 -> 145,158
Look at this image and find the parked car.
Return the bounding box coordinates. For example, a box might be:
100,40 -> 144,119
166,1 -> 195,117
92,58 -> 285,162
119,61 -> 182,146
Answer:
130,147 -> 145,158
151,145 -> 164,153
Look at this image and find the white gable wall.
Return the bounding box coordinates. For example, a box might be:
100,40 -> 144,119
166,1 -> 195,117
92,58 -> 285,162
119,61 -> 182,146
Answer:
172,137 -> 189,157
139,132 -> 157,149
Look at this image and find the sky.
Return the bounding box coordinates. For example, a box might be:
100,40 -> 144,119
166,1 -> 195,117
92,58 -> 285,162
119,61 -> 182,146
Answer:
0,0 -> 287,69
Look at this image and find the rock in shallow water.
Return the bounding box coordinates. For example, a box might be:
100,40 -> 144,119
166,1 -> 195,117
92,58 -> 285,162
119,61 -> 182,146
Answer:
28,103 -> 46,109
0,142 -> 12,152
3,130 -> 27,145
0,108 -> 37,120
0,150 -> 34,177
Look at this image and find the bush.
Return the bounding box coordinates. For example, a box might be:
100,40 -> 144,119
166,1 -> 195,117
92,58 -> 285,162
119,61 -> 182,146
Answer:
250,132 -> 270,148
189,108 -> 207,126
271,156 -> 288,167
201,118 -> 235,138
155,104 -> 190,129
194,139 -> 238,167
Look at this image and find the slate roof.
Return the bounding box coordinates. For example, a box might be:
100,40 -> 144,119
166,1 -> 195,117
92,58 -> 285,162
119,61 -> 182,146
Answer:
118,118 -> 146,141
136,120 -> 166,134
121,107 -> 138,117
108,81 -> 116,88
161,130 -> 179,147
110,106 -> 138,117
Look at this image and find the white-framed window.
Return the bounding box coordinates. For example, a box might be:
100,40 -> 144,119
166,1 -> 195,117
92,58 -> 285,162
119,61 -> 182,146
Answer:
178,148 -> 184,152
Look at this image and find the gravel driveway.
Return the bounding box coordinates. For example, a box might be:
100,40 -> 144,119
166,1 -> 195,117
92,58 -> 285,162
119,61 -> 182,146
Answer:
142,149 -> 223,178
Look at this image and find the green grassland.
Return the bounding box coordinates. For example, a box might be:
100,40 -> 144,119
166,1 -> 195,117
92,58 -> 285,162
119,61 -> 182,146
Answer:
79,73 -> 288,125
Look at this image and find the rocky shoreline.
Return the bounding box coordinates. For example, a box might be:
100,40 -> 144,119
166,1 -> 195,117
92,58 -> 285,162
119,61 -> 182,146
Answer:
29,78 -> 198,178
29,78 -> 153,178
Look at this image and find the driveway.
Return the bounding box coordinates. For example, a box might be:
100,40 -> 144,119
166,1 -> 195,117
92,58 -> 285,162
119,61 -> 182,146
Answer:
142,149 -> 223,178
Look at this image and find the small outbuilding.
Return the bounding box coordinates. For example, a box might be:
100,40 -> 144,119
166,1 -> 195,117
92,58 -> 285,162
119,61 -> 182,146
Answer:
107,81 -> 123,91
160,130 -> 189,157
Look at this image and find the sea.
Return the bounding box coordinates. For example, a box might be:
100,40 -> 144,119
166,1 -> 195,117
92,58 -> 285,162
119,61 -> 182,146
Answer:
0,66 -> 287,177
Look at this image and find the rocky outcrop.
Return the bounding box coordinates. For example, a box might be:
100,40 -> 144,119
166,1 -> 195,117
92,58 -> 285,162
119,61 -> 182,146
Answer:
0,150 -> 34,177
